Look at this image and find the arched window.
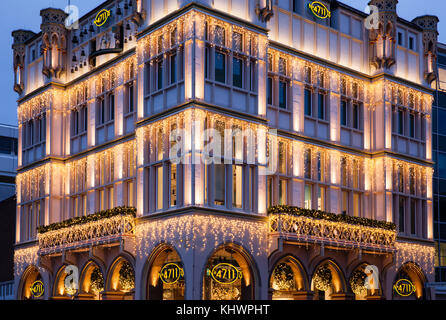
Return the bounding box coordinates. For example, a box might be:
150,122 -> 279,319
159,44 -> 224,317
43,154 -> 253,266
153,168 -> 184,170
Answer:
311,261 -> 345,300
203,245 -> 255,300
270,257 -> 307,300
147,246 -> 184,300
19,266 -> 43,300
79,261 -> 104,300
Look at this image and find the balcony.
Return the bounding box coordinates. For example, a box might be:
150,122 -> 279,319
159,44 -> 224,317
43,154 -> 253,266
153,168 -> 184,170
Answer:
268,206 -> 397,252
37,207 -> 136,256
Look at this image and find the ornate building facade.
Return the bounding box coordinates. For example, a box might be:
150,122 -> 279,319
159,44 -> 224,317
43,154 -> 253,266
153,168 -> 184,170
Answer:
12,0 -> 439,300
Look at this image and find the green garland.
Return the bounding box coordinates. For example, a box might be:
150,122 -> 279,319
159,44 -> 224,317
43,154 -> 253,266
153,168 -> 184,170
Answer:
119,261 -> 135,292
90,267 -> 104,294
37,206 -> 136,234
350,268 -> 367,297
313,264 -> 332,291
271,263 -> 296,291
268,205 -> 396,231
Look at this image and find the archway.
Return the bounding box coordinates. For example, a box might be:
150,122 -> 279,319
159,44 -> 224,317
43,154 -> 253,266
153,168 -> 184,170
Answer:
311,260 -> 346,300
146,245 -> 185,300
202,244 -> 255,300
270,256 -> 308,300
79,261 -> 105,300
349,263 -> 381,300
105,256 -> 135,300
393,263 -> 426,300
53,265 -> 78,299
19,266 -> 43,300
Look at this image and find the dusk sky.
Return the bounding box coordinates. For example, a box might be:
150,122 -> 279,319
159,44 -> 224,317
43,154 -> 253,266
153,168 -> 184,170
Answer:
1,0 -> 445,127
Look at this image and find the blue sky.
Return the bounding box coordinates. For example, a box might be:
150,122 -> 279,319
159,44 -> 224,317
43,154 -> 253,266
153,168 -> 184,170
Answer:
1,0 -> 445,126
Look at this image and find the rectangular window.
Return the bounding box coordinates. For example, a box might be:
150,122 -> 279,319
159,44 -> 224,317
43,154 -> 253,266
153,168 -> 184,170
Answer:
317,152 -> 324,181
157,58 -> 163,90
342,191 -> 348,215
410,199 -> 416,235
215,52 -> 226,83
267,77 -> 273,105
399,197 -> 405,232
409,37 -> 414,50
317,186 -> 325,211
279,179 -> 287,205
341,158 -> 347,187
398,32 -> 403,46
232,165 -> 243,208
279,142 -> 286,174
267,176 -> 273,208
353,192 -> 360,217
157,128 -> 164,161
304,184 -> 312,209
170,164 -> 177,207
170,54 -> 177,84
215,164 -> 225,205
126,181 -> 134,207
279,80 -> 287,109
128,84 -> 134,113
156,166 -> 163,210
83,107 -> 88,131
318,93 -> 324,120
205,47 -> 209,79
304,149 -> 311,179
398,109 -> 404,135
304,88 -> 312,116
249,166 -> 255,210
233,57 -> 243,88
353,103 -> 359,129
109,94 -> 115,121
341,100 -> 347,126
100,99 -> 105,124
409,113 -> 415,138
108,186 -> 114,209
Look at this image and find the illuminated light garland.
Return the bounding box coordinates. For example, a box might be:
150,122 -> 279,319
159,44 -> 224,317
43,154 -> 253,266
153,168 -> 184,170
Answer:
18,90 -> 53,123
37,209 -> 135,255
14,246 -> 39,278
136,214 -> 271,259
269,212 -> 397,251
394,241 -> 436,274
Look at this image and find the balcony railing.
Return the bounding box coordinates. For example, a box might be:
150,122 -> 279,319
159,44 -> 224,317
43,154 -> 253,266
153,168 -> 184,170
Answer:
37,207 -> 136,256
268,206 -> 397,252
0,281 -> 14,300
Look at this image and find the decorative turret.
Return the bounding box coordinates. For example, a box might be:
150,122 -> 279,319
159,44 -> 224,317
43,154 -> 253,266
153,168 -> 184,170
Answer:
256,0 -> 274,23
12,30 -> 35,95
368,0 -> 398,70
412,15 -> 439,85
40,8 -> 68,79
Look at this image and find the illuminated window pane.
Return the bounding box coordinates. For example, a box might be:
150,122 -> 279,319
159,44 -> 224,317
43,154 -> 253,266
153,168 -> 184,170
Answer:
317,187 -> 325,211
353,192 -> 360,217
279,142 -> 286,175
267,177 -> 273,208
171,164 -> 177,207
304,184 -> 312,209
156,166 -> 163,210
342,191 -> 348,215
279,179 -> 287,205
214,164 -> 225,206
232,165 -> 243,208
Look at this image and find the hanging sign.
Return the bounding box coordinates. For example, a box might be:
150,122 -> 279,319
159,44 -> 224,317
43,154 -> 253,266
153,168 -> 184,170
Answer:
309,1 -> 331,19
209,263 -> 242,284
94,9 -> 111,27
30,280 -> 45,298
159,263 -> 184,284
393,279 -> 416,297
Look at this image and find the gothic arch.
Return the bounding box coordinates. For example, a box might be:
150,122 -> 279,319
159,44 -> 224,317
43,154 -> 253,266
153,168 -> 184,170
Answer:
201,242 -> 261,300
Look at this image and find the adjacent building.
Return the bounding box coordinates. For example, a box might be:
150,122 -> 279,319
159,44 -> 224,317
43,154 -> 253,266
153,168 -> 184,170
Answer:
11,0 -> 439,300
